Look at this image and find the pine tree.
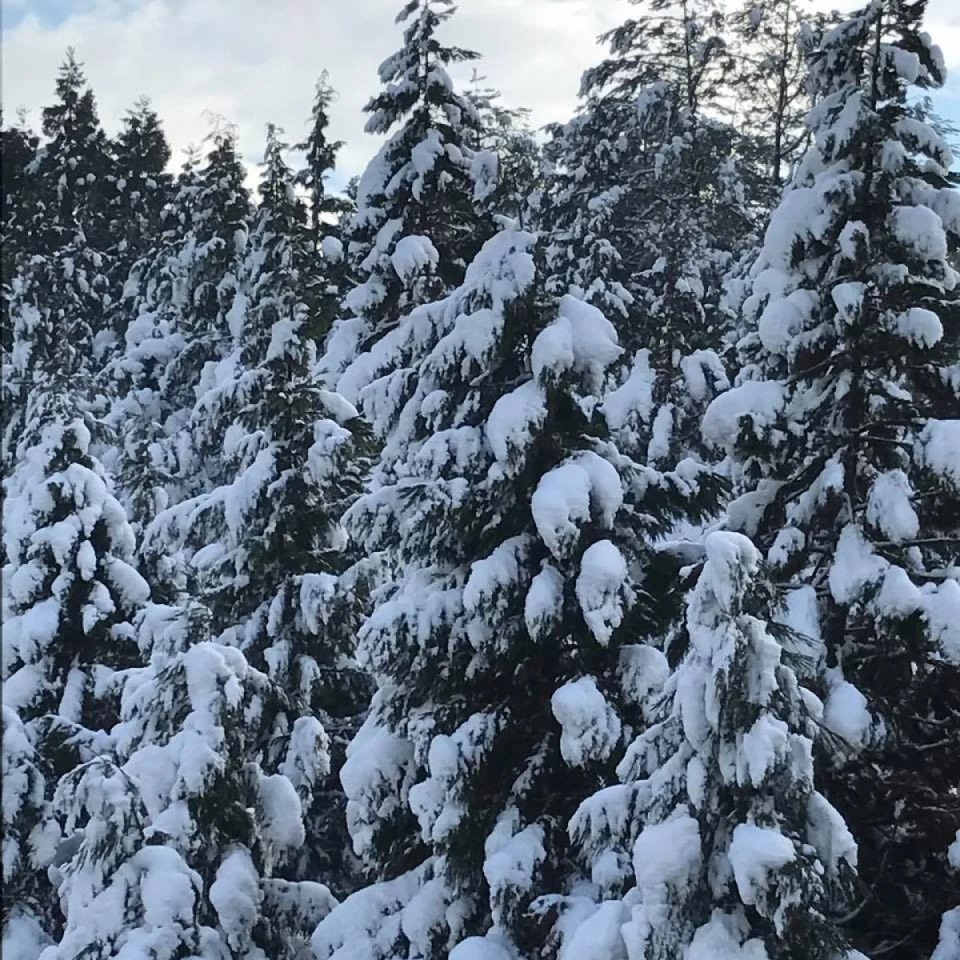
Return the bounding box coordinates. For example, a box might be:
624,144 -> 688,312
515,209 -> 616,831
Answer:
35,49 -> 114,255
319,0 -> 497,399
543,0 -> 753,469
312,225 -> 721,959
703,2 -> 960,954
107,97 -> 174,307
552,532 -> 855,959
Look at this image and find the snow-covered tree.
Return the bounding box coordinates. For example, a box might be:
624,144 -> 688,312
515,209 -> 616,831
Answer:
464,70 -> 541,227
551,532 -> 855,959
703,2 -> 960,954
34,49 -> 114,254
106,615 -> 337,960
140,124 -> 376,894
312,225 -> 721,959
1,705 -> 59,960
107,97 -> 173,298
543,0 -> 753,469
319,0 -> 497,396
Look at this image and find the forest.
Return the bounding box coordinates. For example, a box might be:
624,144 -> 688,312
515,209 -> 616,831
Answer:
2,0 -> 959,958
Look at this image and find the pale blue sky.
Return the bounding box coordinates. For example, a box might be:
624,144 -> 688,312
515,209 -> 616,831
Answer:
3,0 -> 959,190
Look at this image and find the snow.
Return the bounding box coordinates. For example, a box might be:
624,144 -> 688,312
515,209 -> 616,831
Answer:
822,671 -> 871,747
895,306 -> 943,347
828,524 -> 888,605
524,563 -> 565,642
632,814 -> 702,918
320,235 -> 344,263
391,235 -> 439,282
482,823 -> 546,927
485,380 -> 547,466
917,420 -> 960,488
932,907 -> 960,960
702,381 -> 785,452
576,540 -> 628,645
739,715 -> 792,788
865,470 -> 919,542
531,452 -> 623,560
209,848 -> 261,951
531,295 -> 621,391
686,914 -> 769,960
449,936 -> 516,960
889,204 -> 948,260
727,823 -> 795,907
551,676 -> 621,767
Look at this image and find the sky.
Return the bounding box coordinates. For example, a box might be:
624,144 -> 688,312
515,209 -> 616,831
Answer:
2,0 -> 959,195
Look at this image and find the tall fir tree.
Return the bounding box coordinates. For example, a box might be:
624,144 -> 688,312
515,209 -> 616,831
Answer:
703,1 -> 960,954
312,225 -> 721,959
142,124 -> 376,895
550,533 -> 856,960
319,0 -> 498,400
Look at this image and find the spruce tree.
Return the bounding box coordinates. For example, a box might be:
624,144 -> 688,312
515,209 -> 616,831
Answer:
35,49 -> 114,256
703,2 -> 960,954
319,0 -> 497,399
107,97 -> 174,308
312,225 -> 720,958
551,533 -> 855,959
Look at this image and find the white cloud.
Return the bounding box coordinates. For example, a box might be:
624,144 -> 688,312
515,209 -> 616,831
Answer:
0,0 -> 632,189
1,0 -> 956,193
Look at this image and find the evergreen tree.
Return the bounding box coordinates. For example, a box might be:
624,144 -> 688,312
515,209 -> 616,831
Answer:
464,70 -> 541,226
295,73 -> 350,253
1,108 -> 41,354
543,0 -> 753,468
319,0 -> 497,399
107,97 -> 174,307
312,226 -> 720,958
551,532 -> 856,959
104,612 -> 337,960
143,124 -> 376,894
35,49 -> 114,254
703,2 -> 960,954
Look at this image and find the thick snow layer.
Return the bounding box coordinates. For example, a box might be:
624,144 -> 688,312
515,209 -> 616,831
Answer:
551,676 -> 621,767
895,306 -> 943,347
889,204 -> 948,260
728,823 -> 796,907
532,452 -> 623,560
576,539 -> 628,645
524,563 -> 564,642
932,906 -> 960,960
449,936 -> 516,960
828,524 -> 888,605
918,420 -> 960,489
209,848 -> 261,952
822,670 -> 871,747
686,913 -> 770,960
865,470 -> 919,542
391,235 -> 439,282
531,295 -> 621,391
702,382 -> 785,452
485,381 -> 547,466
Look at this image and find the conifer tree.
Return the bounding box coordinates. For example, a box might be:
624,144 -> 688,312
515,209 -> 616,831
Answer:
552,532 -> 856,959
295,73 -> 350,253
544,0 -> 751,469
1,108 -> 40,354
704,2 -> 960,954
35,49 -> 114,254
107,97 -> 174,304
142,124 -> 375,894
319,0 -> 498,399
464,71 -> 540,226
312,226 -> 720,959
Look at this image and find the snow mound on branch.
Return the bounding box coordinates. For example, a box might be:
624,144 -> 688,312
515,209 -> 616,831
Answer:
532,295 -> 621,390
702,382 -> 785,452
551,676 -> 621,767
532,452 -> 623,560
576,539 -> 628,645
728,823 -> 796,907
